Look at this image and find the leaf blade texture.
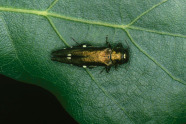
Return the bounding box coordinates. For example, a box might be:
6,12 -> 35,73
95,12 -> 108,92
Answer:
0,0 -> 186,123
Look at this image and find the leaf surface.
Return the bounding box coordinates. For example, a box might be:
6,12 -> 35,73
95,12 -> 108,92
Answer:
0,0 -> 186,123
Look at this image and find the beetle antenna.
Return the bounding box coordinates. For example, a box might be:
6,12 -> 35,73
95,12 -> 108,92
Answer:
71,37 -> 80,45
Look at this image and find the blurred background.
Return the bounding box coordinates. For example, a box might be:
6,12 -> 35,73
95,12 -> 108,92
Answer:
0,74 -> 78,124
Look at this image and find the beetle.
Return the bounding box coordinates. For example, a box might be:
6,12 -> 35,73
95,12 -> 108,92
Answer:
51,37 -> 129,72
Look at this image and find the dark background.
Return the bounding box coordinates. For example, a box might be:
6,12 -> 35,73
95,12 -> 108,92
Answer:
0,74 -> 78,124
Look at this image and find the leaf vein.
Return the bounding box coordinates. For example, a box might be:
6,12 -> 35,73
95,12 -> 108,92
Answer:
46,16 -> 70,47
85,69 -> 135,124
127,0 -> 169,26
1,6 -> 184,39
0,58 -> 16,68
0,7 -> 125,29
47,12 -> 124,29
125,29 -> 185,85
46,0 -> 59,12
128,26 -> 186,38
0,16 -> 34,77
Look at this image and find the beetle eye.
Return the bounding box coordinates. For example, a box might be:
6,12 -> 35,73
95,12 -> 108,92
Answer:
123,53 -> 127,59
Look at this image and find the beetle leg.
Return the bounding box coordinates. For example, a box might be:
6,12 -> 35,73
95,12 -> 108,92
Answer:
100,66 -> 111,73
88,66 -> 97,69
106,35 -> 108,42
106,36 -> 111,48
100,67 -> 105,74
106,66 -> 111,73
116,43 -> 123,48
106,42 -> 111,48
115,65 -> 118,71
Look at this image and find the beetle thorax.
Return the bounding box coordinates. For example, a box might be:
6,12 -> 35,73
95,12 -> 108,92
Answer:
111,51 -> 122,62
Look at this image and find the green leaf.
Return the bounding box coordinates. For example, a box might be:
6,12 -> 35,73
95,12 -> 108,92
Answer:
0,0 -> 185,123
